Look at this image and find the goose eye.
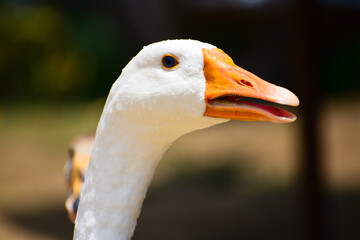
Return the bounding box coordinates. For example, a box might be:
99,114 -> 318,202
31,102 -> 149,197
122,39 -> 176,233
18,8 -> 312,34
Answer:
161,54 -> 179,70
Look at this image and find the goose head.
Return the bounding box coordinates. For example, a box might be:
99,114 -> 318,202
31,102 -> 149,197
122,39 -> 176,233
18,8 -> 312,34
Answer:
105,40 -> 298,136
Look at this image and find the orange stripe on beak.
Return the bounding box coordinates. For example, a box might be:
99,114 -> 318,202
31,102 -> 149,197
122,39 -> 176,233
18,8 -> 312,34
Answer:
203,48 -> 299,123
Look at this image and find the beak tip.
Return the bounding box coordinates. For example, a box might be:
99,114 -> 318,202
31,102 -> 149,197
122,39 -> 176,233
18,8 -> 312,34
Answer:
276,87 -> 300,106
291,95 -> 300,107
290,95 -> 300,107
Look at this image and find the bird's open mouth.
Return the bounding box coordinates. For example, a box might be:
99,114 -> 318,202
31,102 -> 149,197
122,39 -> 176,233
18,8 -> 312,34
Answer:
206,94 -> 296,123
202,48 -> 299,123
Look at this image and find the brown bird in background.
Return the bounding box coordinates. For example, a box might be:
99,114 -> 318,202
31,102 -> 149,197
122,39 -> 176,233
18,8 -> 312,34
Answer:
64,133 -> 94,222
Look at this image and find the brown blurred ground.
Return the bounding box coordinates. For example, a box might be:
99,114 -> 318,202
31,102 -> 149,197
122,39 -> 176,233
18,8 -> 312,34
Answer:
0,97 -> 359,240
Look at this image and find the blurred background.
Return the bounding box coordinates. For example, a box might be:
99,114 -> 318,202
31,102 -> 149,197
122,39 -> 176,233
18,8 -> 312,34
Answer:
0,0 -> 359,239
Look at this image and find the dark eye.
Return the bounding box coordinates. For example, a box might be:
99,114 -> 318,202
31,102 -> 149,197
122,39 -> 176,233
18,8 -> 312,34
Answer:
161,54 -> 179,70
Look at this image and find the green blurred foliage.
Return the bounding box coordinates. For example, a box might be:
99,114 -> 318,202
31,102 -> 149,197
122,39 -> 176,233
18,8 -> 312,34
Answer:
0,2 -> 127,101
0,1 -> 358,102
0,3 -> 90,98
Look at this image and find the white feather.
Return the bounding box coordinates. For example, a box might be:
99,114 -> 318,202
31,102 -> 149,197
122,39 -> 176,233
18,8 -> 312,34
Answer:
74,40 -> 228,240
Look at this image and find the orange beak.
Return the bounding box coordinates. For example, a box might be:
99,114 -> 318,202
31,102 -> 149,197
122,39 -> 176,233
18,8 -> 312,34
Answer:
203,48 -> 299,123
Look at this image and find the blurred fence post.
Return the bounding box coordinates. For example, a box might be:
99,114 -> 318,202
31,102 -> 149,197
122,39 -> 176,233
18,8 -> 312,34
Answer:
289,0 -> 329,240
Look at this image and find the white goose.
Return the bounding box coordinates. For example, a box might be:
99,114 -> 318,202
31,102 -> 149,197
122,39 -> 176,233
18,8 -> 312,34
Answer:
74,39 -> 299,240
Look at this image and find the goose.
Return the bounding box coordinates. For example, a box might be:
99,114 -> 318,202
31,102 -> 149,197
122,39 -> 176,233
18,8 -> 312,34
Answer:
73,39 -> 299,240
64,133 -> 95,222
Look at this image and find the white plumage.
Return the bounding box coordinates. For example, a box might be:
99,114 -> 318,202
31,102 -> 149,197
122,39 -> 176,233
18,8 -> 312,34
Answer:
73,39 -> 299,240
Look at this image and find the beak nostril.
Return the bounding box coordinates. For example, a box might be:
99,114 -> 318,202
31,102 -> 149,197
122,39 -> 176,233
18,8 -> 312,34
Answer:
240,79 -> 253,87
